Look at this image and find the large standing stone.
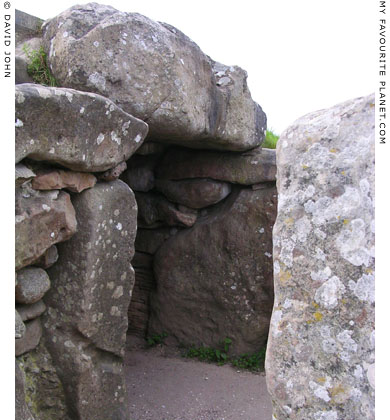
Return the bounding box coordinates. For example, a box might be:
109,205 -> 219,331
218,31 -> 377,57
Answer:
42,3 -> 266,151
265,94 -> 375,420
149,186 -> 277,355
16,84 -> 148,171
15,186 -> 77,270
16,267 -> 51,304
43,180 -> 137,420
156,147 -> 276,185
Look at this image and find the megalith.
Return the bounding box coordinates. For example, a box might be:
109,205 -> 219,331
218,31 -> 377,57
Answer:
266,94 -> 375,419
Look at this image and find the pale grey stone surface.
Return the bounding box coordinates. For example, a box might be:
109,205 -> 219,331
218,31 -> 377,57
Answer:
16,267 -> 51,305
15,84 -> 148,171
265,94 -> 375,420
42,3 -> 266,151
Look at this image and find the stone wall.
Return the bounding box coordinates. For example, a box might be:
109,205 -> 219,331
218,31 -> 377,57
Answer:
15,4 -> 276,419
266,94 -> 375,420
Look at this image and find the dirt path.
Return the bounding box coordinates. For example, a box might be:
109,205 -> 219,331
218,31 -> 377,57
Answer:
125,337 -> 273,420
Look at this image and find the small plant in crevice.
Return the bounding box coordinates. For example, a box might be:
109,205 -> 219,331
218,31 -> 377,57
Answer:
262,129 -> 279,149
231,347 -> 266,372
146,332 -> 168,347
23,45 -> 57,87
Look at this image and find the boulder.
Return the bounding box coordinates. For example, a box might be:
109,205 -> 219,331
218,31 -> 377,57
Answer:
42,3 -> 266,151
43,180 -> 137,420
16,309 -> 26,338
156,147 -> 276,185
33,245 -> 58,269
16,318 -> 42,356
15,361 -> 36,420
32,168 -> 97,192
265,94 -> 375,420
15,185 -> 77,270
17,300 -> 47,322
149,186 -> 277,355
16,267 -> 51,304
155,178 -> 231,209
15,83 -> 148,171
136,192 -> 197,228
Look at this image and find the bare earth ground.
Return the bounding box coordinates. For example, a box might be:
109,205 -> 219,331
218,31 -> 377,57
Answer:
125,336 -> 273,420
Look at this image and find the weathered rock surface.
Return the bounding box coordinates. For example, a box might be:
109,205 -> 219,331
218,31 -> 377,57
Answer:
15,83 -> 148,171
16,163 -> 36,187
32,168 -> 97,192
16,267 -> 51,304
135,228 -> 176,255
17,341 -> 70,420
15,360 -> 36,420
149,186 -> 277,355
42,3 -> 266,151
16,309 -> 26,338
266,94 -> 375,420
15,186 -> 77,270
43,180 -> 137,420
33,245 -> 58,269
121,154 -> 159,192
17,300 -> 47,322
156,147 -> 276,184
136,192 -> 197,227
155,178 -> 231,209
16,318 -> 43,356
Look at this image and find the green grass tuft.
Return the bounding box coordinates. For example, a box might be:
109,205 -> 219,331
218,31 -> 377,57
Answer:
23,45 -> 57,87
262,129 -> 279,149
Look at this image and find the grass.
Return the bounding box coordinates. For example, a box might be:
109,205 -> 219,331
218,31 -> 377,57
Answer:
184,337 -> 266,372
23,45 -> 57,87
262,129 -> 279,149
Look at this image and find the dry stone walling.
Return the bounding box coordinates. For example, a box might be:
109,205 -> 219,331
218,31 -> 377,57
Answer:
15,4 -> 276,420
266,94 -> 375,420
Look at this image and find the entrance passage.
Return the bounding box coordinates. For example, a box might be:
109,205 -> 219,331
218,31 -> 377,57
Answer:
125,337 -> 273,420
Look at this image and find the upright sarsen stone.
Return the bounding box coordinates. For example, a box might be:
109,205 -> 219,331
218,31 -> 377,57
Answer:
266,94 -> 375,420
43,180 -> 137,420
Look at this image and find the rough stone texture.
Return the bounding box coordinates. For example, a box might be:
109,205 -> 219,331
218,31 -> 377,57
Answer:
16,9 -> 43,43
96,161 -> 127,181
155,178 -> 231,209
15,185 -> 77,270
16,318 -> 43,356
156,147 -> 276,185
43,180 -> 137,420
32,168 -> 97,192
16,309 -> 26,338
33,245 -> 58,269
136,192 -> 197,227
134,228 -> 176,255
15,83 -> 148,171
17,341 -> 70,420
16,163 -> 36,187
16,267 -> 51,305
149,186 -> 277,355
17,300 -> 47,322
42,3 -> 266,151
266,94 -> 375,420
15,360 -> 36,420
121,154 -> 159,192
